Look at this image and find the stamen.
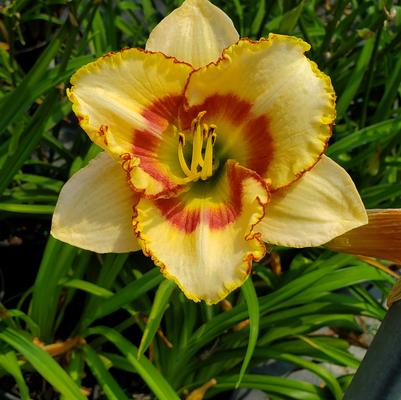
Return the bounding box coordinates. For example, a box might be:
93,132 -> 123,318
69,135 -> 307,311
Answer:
178,132 -> 192,177
191,111 -> 206,172
176,112 -> 217,183
201,125 -> 217,181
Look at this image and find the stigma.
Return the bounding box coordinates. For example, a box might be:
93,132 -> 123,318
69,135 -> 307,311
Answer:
177,111 -> 218,183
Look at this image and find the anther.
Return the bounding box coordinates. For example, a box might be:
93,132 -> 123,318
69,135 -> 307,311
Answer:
202,123 -> 209,139
208,125 -> 216,139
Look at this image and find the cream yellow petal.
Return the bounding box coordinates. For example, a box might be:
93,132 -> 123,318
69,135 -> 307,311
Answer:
146,0 -> 239,67
185,35 -> 335,189
51,152 -> 140,253
326,209 -> 401,263
69,49 -> 191,156
134,161 -> 268,304
259,156 -> 368,247
68,49 -> 193,198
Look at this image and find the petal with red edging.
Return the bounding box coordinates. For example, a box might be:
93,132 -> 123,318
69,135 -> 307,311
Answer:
68,49 -> 193,198
185,34 -> 335,189
133,161 -> 269,304
51,152 -> 140,253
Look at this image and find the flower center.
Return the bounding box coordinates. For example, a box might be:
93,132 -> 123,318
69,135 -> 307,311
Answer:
177,111 -> 218,183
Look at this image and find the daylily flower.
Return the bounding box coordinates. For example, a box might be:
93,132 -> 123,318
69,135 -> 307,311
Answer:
51,0 -> 399,304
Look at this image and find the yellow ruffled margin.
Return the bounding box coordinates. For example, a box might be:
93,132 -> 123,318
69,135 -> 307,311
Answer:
132,162 -> 270,305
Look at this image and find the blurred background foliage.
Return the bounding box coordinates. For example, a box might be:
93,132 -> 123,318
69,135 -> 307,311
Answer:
0,0 -> 400,399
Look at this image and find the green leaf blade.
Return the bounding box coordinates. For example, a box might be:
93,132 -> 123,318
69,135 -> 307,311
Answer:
236,278 -> 259,388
